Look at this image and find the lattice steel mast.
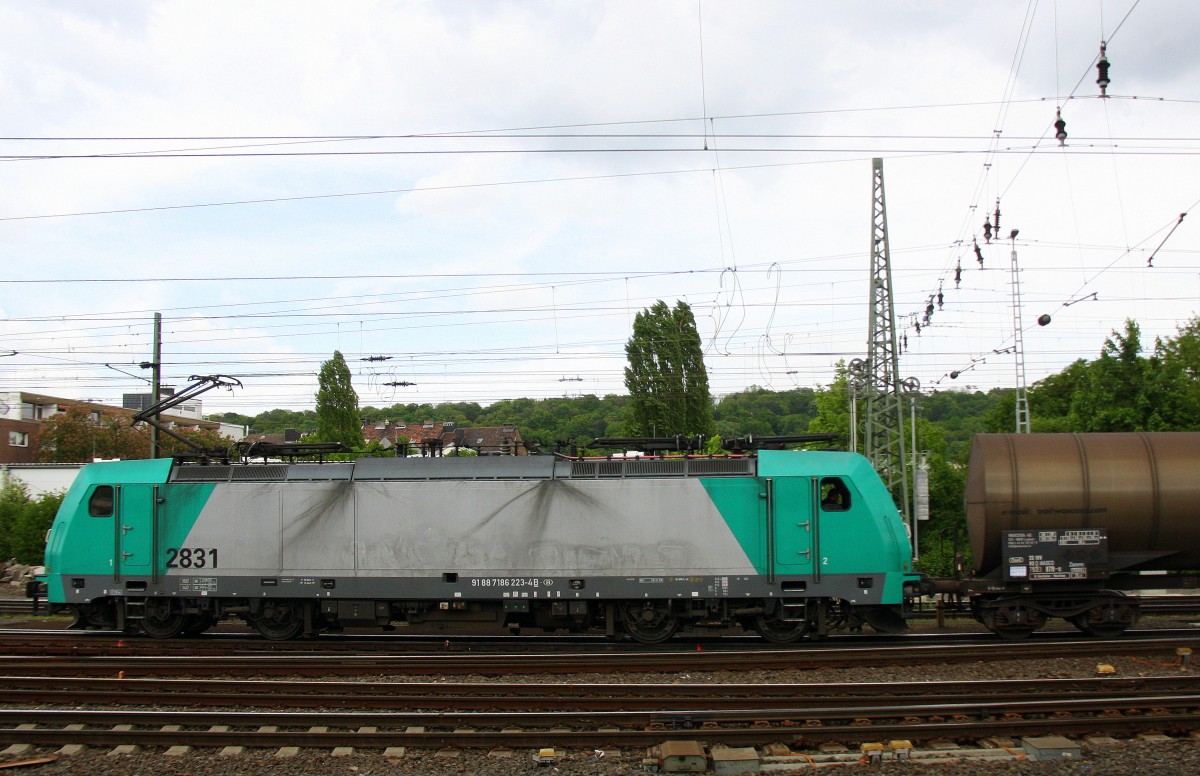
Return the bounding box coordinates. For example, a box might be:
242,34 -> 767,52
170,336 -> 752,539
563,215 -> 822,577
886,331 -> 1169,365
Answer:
1010,231 -> 1032,433
863,158 -> 910,519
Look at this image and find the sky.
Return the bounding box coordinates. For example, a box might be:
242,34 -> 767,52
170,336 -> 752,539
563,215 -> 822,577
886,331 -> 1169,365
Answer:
2,1 -> 1199,421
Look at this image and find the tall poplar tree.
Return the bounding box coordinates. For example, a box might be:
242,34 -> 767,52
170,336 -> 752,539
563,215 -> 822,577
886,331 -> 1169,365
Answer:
623,300 -> 715,438
315,351 -> 361,449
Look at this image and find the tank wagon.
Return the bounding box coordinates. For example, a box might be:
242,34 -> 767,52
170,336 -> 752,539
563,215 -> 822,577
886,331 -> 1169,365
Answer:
39,449 -> 919,643
947,431 -> 1200,638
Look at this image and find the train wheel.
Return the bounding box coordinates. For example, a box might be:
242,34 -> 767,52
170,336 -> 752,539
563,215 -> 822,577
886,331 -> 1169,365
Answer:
1070,615 -> 1128,639
753,613 -> 810,643
753,600 -> 813,643
140,599 -> 186,639
69,603 -> 116,631
1070,603 -> 1136,639
620,602 -> 678,644
181,611 -> 217,637
981,605 -> 1044,640
250,600 -> 305,640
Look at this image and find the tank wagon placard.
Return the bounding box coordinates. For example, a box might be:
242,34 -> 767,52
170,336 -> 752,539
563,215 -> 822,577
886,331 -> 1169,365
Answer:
1002,529 -> 1108,581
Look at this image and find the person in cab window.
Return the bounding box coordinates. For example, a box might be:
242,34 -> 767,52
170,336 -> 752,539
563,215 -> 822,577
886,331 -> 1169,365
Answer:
820,478 -> 850,511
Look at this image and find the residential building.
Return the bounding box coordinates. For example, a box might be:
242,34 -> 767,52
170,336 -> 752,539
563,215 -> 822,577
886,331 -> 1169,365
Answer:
0,390 -> 228,465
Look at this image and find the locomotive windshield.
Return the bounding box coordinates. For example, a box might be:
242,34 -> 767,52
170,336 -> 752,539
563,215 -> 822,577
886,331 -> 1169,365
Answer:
87,486 -> 114,517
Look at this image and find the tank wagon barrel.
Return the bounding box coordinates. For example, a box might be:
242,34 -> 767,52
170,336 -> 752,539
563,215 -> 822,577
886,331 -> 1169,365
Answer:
966,432 -> 1200,575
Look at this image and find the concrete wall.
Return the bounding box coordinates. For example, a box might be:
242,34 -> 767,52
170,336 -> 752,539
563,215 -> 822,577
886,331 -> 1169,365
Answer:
0,464 -> 81,496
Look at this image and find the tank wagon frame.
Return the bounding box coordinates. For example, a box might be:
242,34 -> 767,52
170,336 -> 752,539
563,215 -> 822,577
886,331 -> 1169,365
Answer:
39,450 -> 920,643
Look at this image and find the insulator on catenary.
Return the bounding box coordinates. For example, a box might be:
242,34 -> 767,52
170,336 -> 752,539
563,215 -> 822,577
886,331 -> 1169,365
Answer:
973,237 -> 984,266
982,217 -> 993,242
993,200 -> 1001,233
937,289 -> 944,309
1055,108 -> 1067,146
954,260 -> 962,287
1097,41 -> 1110,97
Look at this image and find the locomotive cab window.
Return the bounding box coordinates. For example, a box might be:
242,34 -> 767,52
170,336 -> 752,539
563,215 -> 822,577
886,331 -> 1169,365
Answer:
88,485 -> 114,517
820,478 -> 850,512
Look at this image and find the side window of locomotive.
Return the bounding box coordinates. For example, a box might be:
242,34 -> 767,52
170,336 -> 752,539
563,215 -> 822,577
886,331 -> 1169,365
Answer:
819,478 -> 851,512
88,485 -> 115,517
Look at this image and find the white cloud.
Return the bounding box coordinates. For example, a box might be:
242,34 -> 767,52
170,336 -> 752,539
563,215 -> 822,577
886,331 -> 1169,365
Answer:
0,0 -> 1197,414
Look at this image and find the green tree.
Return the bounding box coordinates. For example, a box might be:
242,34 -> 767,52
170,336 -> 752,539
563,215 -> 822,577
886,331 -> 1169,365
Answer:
36,406 -> 148,462
207,411 -> 253,428
919,389 -> 998,459
36,405 -> 234,462
0,477 -> 63,564
159,426 -> 234,457
1074,319 -> 1148,431
0,477 -> 27,560
980,389 -> 1017,434
623,300 -> 715,438
807,363 -> 852,443
1028,359 -> 1089,432
911,417 -> 969,577
715,385 -> 818,439
248,408 -> 316,436
1146,317 -> 1200,429
314,351 -> 362,449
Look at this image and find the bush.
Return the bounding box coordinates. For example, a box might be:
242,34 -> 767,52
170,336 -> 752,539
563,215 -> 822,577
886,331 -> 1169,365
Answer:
0,476 -> 63,565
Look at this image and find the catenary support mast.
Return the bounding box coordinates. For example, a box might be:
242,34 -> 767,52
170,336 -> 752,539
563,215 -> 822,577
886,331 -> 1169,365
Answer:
1010,233 -> 1031,433
863,158 -> 911,521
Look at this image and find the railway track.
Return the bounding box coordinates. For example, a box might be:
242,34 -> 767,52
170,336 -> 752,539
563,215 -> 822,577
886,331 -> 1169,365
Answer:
0,627 -> 1196,756
0,631 -> 1194,676
0,687 -> 1196,749
0,598 -> 42,615
2,673 -> 1198,710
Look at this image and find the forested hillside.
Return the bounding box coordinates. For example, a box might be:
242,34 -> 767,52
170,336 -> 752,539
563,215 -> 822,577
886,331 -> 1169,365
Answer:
213,386 -> 1003,455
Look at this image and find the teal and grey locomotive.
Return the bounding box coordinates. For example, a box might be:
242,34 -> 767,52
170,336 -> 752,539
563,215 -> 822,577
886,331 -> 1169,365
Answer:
38,449 -> 920,643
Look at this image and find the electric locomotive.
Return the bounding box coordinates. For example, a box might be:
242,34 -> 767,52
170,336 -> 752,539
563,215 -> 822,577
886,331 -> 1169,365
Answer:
38,448 -> 920,643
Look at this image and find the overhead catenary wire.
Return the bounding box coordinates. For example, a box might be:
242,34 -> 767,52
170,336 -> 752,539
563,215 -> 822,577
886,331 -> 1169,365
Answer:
3,4 -> 1196,414
921,0 -> 1175,388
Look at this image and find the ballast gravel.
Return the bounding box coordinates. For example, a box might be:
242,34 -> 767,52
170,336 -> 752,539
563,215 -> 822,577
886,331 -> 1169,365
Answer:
4,739 -> 1200,775
0,607 -> 1197,774
4,652 -> 1198,776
